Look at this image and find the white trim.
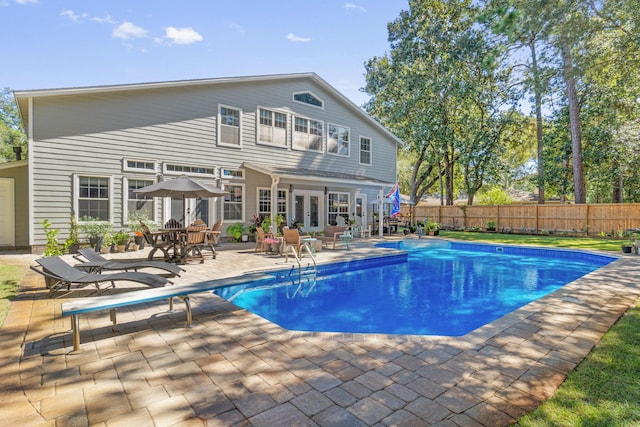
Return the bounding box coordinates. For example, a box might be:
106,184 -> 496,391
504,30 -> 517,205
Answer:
327,123 -> 350,157
220,168 -> 245,180
162,162 -> 217,177
218,103 -> 242,148
74,174 -> 114,224
292,115 -> 324,153
123,158 -> 158,174
222,182 -> 246,223
256,106 -> 289,148
292,90 -> 325,109
359,136 -> 372,166
0,178 -> 15,247
122,176 -> 157,227
28,97 -> 34,246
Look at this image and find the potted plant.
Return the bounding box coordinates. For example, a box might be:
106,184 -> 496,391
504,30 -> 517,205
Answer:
226,222 -> 247,242
113,230 -> 131,252
79,216 -> 112,249
486,221 -> 496,232
425,219 -> 440,236
65,213 -> 81,254
128,210 -> 154,249
264,237 -> 281,254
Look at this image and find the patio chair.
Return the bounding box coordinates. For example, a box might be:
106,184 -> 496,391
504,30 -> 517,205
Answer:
178,223 -> 215,264
31,256 -> 170,292
282,227 -> 311,261
255,227 -> 274,252
140,222 -> 175,261
206,219 -> 223,246
73,248 -> 184,277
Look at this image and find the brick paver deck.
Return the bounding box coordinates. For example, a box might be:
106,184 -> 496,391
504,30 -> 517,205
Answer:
1,238 -> 639,426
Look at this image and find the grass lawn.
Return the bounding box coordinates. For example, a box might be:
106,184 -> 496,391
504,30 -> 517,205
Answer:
440,230 -> 640,426
439,230 -> 625,252
0,264 -> 24,327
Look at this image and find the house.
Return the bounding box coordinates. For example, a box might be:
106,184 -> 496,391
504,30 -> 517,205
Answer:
10,73 -> 401,252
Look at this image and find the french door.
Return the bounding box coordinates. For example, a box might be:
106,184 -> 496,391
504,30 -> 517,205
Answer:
292,190 -> 324,233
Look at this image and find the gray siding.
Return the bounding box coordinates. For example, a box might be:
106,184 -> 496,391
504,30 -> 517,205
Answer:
26,76 -> 398,245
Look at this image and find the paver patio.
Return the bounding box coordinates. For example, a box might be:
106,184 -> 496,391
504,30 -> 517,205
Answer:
1,238 -> 639,426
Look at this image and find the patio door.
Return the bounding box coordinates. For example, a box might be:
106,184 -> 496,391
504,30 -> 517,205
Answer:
292,190 -> 323,233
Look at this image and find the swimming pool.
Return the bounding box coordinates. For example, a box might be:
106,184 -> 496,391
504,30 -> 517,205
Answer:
213,240 -> 617,336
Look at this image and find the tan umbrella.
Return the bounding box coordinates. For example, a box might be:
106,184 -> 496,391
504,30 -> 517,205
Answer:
134,175 -> 228,199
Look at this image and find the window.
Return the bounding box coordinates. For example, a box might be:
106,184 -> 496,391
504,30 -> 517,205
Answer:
293,116 -> 323,152
258,108 -> 287,147
123,159 -> 157,173
219,105 -> 241,147
77,176 -> 110,221
328,192 -> 350,225
126,179 -> 154,220
164,163 -> 216,176
360,136 -> 372,165
223,184 -> 244,221
293,91 -> 324,109
221,168 -> 244,179
257,188 -> 288,219
327,124 -> 350,156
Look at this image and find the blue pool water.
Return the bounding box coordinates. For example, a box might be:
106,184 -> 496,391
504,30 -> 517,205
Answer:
214,240 -> 616,336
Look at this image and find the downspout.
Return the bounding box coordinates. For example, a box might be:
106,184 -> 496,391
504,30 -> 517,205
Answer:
378,187 -> 384,237
28,97 -> 34,249
270,176 -> 280,234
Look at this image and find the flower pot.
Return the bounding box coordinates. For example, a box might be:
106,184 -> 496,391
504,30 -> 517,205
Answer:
134,235 -> 145,249
622,245 -> 633,254
116,245 -> 126,253
100,245 -> 110,254
242,234 -> 249,242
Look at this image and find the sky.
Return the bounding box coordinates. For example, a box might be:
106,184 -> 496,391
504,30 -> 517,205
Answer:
1,0 -> 409,107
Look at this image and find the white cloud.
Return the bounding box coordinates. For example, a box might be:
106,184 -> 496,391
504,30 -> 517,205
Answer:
163,26 -> 203,45
286,33 -> 311,43
15,0 -> 37,4
344,2 -> 366,13
60,10 -> 87,22
92,15 -> 117,25
112,21 -> 148,40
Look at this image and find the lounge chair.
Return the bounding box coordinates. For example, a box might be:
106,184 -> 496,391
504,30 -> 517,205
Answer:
73,248 -> 184,277
31,256 -> 170,292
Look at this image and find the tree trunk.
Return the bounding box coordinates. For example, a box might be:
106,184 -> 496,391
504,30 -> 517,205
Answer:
559,32 -> 586,204
530,40 -> 545,204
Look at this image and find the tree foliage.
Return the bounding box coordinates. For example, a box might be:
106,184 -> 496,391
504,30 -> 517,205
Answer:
365,0 -> 640,205
0,88 -> 27,162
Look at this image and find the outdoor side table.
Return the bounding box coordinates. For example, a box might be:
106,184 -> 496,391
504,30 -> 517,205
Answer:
338,234 -> 352,250
301,237 -> 317,256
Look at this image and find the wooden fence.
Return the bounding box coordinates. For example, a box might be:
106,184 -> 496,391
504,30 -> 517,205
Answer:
401,203 -> 640,236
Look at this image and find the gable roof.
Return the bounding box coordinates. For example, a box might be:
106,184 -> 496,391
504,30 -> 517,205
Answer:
13,72 -> 403,146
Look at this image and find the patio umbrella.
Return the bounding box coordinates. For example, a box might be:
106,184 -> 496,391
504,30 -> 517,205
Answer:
134,175 -> 228,199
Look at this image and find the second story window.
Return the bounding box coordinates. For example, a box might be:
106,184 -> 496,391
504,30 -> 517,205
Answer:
360,136 -> 372,165
328,123 -> 350,156
258,108 -> 287,147
219,105 -> 241,147
293,116 -> 323,152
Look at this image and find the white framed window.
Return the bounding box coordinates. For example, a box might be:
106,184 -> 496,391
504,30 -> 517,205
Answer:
293,116 -> 323,152
327,123 -> 350,156
293,91 -> 324,109
74,174 -> 113,222
257,188 -> 288,220
163,163 -> 216,177
359,136 -> 372,165
123,177 -> 155,225
223,183 -> 245,222
327,192 -> 350,225
218,104 -> 242,147
221,168 -> 244,180
123,159 -> 157,174
257,107 -> 288,147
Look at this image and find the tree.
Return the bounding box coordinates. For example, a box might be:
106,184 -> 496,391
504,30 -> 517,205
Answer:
364,0 -> 516,205
0,88 -> 27,162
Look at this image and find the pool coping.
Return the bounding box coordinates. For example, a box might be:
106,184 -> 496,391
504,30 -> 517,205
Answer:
2,239 -> 640,426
